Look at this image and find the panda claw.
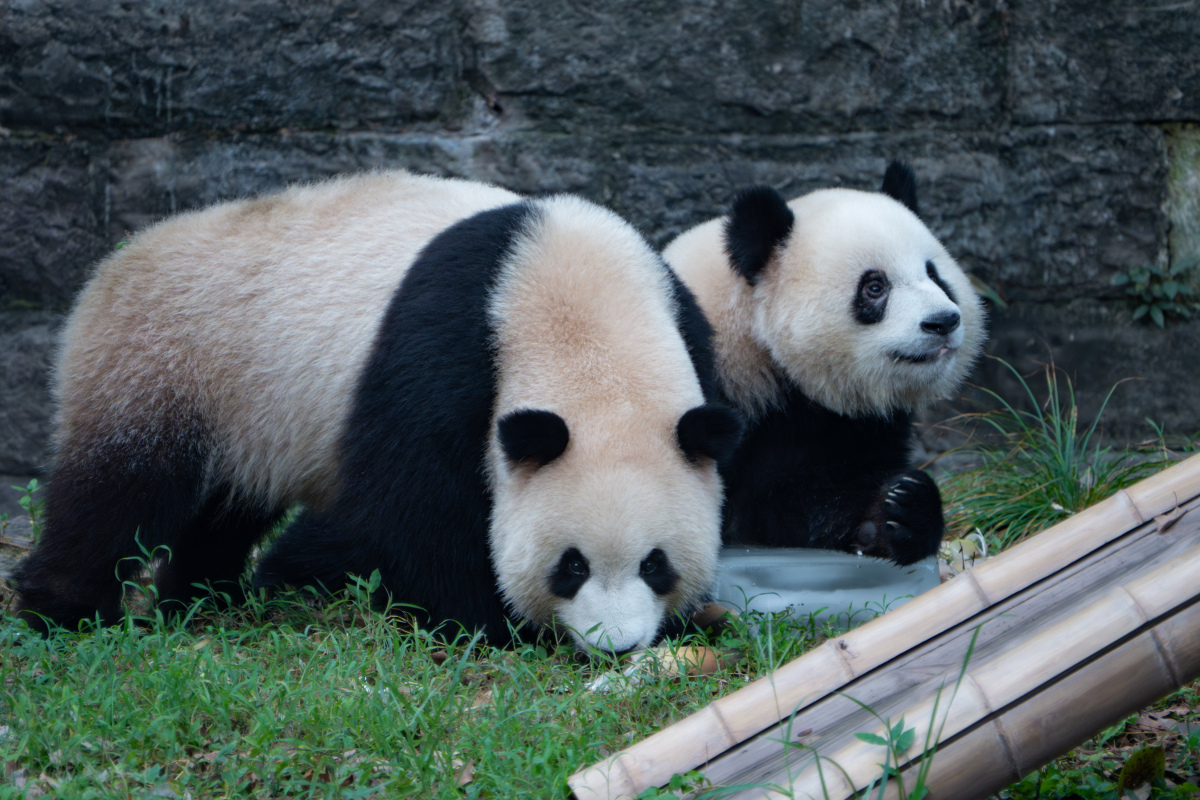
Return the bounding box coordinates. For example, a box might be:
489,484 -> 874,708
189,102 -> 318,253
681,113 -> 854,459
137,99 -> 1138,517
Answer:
885,521 -> 899,531
900,476 -> 923,488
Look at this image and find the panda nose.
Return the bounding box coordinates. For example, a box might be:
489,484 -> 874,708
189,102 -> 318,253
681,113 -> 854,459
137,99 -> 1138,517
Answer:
920,310 -> 960,336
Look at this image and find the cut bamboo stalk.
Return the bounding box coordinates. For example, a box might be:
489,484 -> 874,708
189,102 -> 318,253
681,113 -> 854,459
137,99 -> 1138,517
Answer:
770,535 -> 1200,800
1123,451 -> 1200,517
568,453 -> 1200,800
882,600 -> 1200,800
966,488 -> 1144,601
691,504 -> 1200,794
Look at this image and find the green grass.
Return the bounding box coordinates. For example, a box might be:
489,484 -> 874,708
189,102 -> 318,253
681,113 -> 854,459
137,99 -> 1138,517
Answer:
940,359 -> 1190,552
0,578 -> 841,799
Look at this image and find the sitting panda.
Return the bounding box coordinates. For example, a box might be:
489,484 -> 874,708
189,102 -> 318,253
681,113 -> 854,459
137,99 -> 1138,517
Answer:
14,171 -> 742,654
662,162 -> 985,565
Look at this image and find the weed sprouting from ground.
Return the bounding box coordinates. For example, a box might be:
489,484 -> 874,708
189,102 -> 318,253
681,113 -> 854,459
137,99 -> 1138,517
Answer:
1112,260 -> 1200,328
941,359 -> 1178,551
4,479 -> 42,546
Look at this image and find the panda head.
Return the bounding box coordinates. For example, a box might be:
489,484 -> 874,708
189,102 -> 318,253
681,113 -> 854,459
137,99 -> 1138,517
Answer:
478,195 -> 744,655
724,162 -> 987,417
489,403 -> 740,655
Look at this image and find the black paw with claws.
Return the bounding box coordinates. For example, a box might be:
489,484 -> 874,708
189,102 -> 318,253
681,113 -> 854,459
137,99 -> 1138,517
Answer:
854,470 -> 945,565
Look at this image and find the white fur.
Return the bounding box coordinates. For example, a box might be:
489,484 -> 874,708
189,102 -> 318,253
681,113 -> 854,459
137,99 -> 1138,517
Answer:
486,196 -> 723,652
56,171 -> 520,509
664,188 -> 986,418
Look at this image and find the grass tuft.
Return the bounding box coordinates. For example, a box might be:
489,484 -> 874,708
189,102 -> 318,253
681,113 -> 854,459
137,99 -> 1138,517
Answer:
941,359 -> 1181,552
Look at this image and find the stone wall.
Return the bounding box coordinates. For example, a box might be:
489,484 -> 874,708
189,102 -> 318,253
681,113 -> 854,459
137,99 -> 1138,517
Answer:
2,0 -> 1198,472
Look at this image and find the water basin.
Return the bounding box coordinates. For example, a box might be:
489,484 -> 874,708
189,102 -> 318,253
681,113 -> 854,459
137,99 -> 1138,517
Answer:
714,547 -> 940,626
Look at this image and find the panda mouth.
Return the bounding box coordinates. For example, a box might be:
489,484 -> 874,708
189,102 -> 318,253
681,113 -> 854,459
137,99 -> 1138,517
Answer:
892,346 -> 957,365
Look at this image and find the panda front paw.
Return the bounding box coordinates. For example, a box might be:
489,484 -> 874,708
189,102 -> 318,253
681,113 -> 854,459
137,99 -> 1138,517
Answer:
855,470 -> 945,566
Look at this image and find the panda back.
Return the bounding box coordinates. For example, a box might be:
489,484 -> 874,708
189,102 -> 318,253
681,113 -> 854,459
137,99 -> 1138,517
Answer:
54,172 -> 519,509
258,194 -> 727,642
487,196 -> 706,463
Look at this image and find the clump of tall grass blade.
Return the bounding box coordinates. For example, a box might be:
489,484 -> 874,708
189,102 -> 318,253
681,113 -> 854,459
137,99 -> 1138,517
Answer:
941,359 -> 1175,552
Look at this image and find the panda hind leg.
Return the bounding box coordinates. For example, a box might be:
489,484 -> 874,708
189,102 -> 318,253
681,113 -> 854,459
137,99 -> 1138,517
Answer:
251,510 -> 361,598
153,487 -> 282,617
11,441 -> 210,634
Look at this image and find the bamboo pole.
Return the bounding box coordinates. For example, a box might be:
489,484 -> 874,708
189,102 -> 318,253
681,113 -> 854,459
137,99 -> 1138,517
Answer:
883,600 -> 1200,800
688,500 -> 1200,794
753,530 -> 1200,800
567,453 -> 1200,800
716,598 -> 1200,800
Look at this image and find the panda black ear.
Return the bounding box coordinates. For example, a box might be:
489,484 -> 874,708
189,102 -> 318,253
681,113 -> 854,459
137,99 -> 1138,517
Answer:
498,409 -> 569,467
723,186 -> 795,286
677,404 -> 745,465
881,160 -> 920,216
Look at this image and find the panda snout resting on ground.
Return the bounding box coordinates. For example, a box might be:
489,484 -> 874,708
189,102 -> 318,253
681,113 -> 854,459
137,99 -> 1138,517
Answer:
13,172 -> 742,655
663,161 -> 986,565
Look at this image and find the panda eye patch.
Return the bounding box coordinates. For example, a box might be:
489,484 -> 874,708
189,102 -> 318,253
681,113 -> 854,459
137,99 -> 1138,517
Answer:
925,260 -> 958,304
550,547 -> 590,599
854,269 -> 890,325
639,548 -> 679,596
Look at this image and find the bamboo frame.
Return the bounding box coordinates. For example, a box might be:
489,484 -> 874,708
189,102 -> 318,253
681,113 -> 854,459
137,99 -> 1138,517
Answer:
568,453 -> 1200,800
880,600 -> 1200,799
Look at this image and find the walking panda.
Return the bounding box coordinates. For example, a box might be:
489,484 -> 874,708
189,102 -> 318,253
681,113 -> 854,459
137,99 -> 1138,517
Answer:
662,162 -> 986,565
14,171 -> 741,653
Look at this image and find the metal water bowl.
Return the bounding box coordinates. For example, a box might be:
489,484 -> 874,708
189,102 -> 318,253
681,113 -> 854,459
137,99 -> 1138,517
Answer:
714,547 -> 940,627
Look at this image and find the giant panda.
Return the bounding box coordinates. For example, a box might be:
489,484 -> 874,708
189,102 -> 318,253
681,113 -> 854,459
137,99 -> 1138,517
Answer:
662,162 -> 985,565
14,171 -> 742,654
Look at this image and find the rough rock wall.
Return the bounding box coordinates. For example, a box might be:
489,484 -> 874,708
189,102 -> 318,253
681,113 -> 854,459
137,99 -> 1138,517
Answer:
1,0 -> 1198,472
